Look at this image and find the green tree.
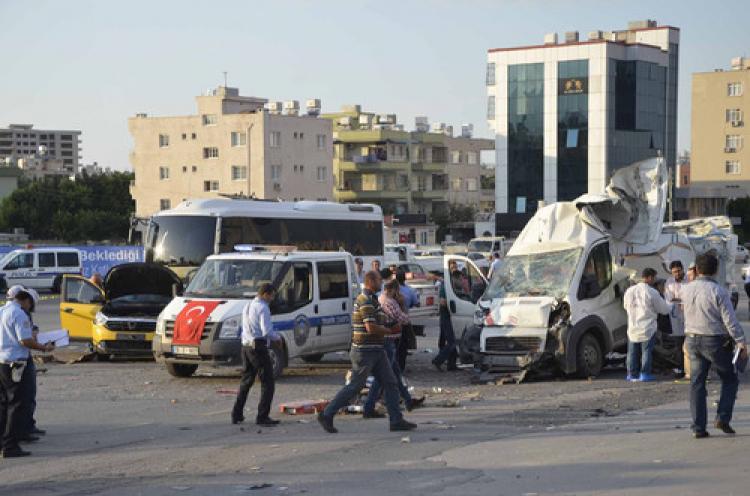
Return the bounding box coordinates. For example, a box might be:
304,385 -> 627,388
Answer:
0,172 -> 134,242
431,203 -> 476,241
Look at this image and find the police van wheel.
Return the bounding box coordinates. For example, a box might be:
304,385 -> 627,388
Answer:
166,363 -> 198,378
52,276 -> 62,294
575,333 -> 603,378
301,353 -> 324,363
269,345 -> 287,379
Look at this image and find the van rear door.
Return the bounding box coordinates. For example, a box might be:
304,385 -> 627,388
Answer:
443,255 -> 487,337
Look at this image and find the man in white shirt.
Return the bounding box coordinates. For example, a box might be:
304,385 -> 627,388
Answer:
231,283 -> 282,427
664,260 -> 688,378
488,252 -> 503,279
624,268 -> 673,382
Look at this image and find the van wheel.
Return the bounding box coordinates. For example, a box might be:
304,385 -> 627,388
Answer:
269,343 -> 287,379
575,333 -> 603,378
52,276 -> 62,294
166,363 -> 198,378
97,353 -> 111,362
301,353 -> 324,363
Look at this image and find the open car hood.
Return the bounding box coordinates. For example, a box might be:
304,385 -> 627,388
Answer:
575,157 -> 667,245
104,263 -> 182,301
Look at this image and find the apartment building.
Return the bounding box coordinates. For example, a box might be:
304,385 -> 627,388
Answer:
0,124 -> 81,174
688,57 -> 750,207
487,20 -> 679,224
128,86 -> 333,217
321,106 -> 493,216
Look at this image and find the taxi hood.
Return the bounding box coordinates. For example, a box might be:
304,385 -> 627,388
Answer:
105,263 -> 182,301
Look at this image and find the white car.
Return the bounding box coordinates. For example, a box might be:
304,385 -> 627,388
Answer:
0,247 -> 82,292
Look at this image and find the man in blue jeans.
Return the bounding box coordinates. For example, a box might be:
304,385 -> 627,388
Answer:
682,253 -> 747,438
624,268 -> 672,382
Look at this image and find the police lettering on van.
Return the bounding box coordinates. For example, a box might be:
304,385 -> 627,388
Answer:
0,248 -> 82,292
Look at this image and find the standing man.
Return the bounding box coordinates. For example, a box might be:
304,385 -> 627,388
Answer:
664,261 -> 688,378
432,273 -> 458,372
231,283 -> 281,427
371,259 -> 381,274
0,287 -> 53,458
624,268 -> 672,382
354,258 -> 365,286
317,271 -> 417,433
488,252 -> 503,279
682,253 -> 747,438
395,270 -> 418,371
89,272 -> 104,289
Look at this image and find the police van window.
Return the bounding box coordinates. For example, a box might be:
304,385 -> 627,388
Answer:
317,260 -> 348,299
275,262 -> 312,312
5,253 -> 33,270
57,252 -> 80,267
64,278 -> 102,304
39,253 -> 56,268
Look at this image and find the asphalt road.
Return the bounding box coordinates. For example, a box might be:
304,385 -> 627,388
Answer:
2,276 -> 748,495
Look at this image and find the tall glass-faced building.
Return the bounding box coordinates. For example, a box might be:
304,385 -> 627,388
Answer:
486,20 -> 679,225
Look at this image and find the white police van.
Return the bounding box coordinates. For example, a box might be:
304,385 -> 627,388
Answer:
152,246 -> 359,378
0,247 -> 82,292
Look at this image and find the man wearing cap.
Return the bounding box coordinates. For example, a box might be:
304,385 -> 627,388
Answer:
0,286 -> 54,457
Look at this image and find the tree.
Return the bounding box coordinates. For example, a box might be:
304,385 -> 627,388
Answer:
0,172 -> 134,242
727,196 -> 750,243
431,203 -> 476,241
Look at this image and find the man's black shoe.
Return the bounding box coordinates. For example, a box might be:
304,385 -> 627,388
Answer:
317,412 -> 338,434
231,415 -> 245,425
446,365 -> 459,372
714,420 -> 736,435
30,427 -> 46,436
256,418 -> 280,426
389,419 -> 417,432
19,435 -> 39,443
2,448 -> 31,458
693,430 -> 710,439
406,396 -> 425,412
431,359 -> 443,372
362,410 -> 386,419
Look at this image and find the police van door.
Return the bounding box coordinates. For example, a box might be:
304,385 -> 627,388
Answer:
60,275 -> 104,340
443,255 -> 488,337
314,259 -> 352,351
273,261 -> 318,357
1,252 -> 35,287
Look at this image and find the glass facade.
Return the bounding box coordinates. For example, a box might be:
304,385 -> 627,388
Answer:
609,59 -> 667,170
507,63 -> 544,213
557,60 -> 589,200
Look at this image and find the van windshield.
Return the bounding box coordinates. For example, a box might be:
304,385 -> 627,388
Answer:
185,259 -> 285,298
484,247 -> 582,299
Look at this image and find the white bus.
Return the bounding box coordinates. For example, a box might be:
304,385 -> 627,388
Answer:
145,199 -> 384,277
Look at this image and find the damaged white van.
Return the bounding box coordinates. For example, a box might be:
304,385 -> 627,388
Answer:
451,158 -> 669,378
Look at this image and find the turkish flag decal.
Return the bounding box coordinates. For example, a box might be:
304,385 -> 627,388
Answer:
172,300 -> 222,345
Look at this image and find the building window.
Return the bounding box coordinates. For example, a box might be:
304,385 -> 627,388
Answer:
203,180 -> 220,191
231,132 -> 247,147
487,95 -> 496,119
181,133 -> 187,140
316,166 -> 327,182
726,160 -> 741,174
451,151 -> 462,164
203,147 -> 219,159
160,199 -> 171,210
192,165 -> 197,172
191,133 -> 197,140
270,131 -> 281,148
726,135 -> 743,151
558,59 -> 589,202
182,166 -> 187,173
728,82 -> 743,97
466,178 -> 478,191
231,165 -> 248,180
159,134 -> 169,147
726,109 -> 743,125
467,151 -> 478,165
486,62 -> 496,86
271,165 -> 281,180
202,114 -> 218,126
159,166 -> 170,180
316,134 -> 326,150
451,178 -> 462,191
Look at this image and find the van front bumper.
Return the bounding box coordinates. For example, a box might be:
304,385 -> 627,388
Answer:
152,334 -> 242,367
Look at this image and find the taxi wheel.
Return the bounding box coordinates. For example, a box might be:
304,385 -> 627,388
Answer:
97,353 -> 111,362
301,353 -> 324,363
52,276 -> 62,294
166,363 -> 198,378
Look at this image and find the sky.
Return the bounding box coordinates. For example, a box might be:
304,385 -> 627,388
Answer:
1,0 -> 748,170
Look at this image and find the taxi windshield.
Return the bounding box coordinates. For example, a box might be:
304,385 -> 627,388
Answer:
185,259 -> 285,298
483,247 -> 582,299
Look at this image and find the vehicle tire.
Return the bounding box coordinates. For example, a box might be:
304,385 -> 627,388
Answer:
0,276 -> 7,294
165,362 -> 198,378
269,343 -> 287,379
575,333 -> 603,378
97,353 -> 111,362
52,276 -> 62,294
301,353 -> 324,363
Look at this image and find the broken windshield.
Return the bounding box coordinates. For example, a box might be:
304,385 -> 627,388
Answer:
484,247 -> 582,299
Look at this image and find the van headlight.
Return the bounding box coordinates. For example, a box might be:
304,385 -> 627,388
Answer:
218,315 -> 242,339
155,318 -> 166,336
94,312 -> 108,327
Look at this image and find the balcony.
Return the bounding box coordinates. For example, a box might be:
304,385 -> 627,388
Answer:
336,159 -> 409,172
335,187 -> 410,202
412,189 -> 448,200
411,161 -> 447,173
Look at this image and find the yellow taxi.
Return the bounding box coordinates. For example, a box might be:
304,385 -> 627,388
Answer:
59,263 -> 182,359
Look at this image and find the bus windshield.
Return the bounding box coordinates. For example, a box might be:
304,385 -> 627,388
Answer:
147,215 -> 217,267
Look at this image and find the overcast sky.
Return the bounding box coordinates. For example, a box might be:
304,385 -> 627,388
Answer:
2,0 -> 748,170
